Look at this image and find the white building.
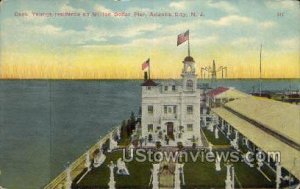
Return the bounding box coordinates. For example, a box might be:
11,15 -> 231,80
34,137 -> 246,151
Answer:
141,56 -> 202,146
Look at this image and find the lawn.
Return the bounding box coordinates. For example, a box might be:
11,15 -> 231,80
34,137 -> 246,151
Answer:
182,149 -> 275,189
75,149 -> 276,189
202,127 -> 230,146
76,150 -> 152,189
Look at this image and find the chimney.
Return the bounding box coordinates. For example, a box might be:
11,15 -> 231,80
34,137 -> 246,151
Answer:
144,72 -> 148,81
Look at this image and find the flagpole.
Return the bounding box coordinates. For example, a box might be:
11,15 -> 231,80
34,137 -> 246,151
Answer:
188,30 -> 190,57
148,58 -> 151,80
259,44 -> 262,97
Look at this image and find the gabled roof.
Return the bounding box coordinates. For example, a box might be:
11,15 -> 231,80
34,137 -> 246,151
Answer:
212,107 -> 300,179
207,87 -> 229,97
141,79 -> 158,86
216,88 -> 249,99
225,97 -> 300,145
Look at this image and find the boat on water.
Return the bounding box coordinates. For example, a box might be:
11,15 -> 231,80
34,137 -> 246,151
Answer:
43,55 -> 300,189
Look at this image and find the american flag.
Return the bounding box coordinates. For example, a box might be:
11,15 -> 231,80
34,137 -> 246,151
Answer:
177,30 -> 189,46
142,58 -> 150,70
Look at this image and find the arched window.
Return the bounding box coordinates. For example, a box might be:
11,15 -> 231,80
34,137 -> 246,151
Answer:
186,65 -> 192,73
187,80 -> 193,90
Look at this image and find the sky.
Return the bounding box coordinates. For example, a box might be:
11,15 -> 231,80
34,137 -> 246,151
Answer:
0,0 -> 299,79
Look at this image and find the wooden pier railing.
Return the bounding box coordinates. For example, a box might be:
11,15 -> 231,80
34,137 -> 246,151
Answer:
43,126 -> 119,189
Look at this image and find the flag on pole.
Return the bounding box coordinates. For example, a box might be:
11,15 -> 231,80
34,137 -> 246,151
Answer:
177,30 -> 189,46
142,58 -> 150,70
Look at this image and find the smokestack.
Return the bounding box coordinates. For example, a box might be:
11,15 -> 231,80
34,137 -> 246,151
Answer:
144,72 -> 148,81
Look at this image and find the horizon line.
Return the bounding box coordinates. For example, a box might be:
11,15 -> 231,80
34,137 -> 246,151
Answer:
1,78 -> 299,81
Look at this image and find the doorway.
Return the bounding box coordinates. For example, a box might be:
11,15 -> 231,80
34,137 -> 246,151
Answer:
166,122 -> 174,140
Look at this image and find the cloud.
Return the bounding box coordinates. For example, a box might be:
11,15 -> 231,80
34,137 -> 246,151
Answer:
93,34 -> 213,48
275,37 -> 299,50
30,24 -> 62,35
125,23 -> 162,37
259,21 -> 276,29
61,3 -> 86,12
94,4 -> 129,19
85,23 -> 161,39
81,36 -> 171,48
94,4 -> 113,12
70,23 -> 162,46
231,37 -> 256,46
127,7 -> 151,12
162,20 -> 200,34
3,10 -> 49,24
205,15 -> 253,26
2,17 -> 62,36
127,36 -> 174,47
112,34 -> 218,48
193,35 -> 219,46
169,2 -> 186,10
265,0 -> 298,9
2,11 -> 162,48
2,16 -> 91,46
77,23 -> 162,46
207,1 -> 239,13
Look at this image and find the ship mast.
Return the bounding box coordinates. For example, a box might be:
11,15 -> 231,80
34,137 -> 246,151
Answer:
259,44 -> 262,97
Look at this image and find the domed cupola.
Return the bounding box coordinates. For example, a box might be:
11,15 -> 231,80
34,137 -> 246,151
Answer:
181,56 -> 197,91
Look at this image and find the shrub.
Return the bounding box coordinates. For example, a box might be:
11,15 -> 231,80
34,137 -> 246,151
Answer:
156,141 -> 161,149
177,142 -> 183,150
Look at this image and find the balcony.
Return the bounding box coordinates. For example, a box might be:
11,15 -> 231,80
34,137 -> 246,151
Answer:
161,114 -> 178,120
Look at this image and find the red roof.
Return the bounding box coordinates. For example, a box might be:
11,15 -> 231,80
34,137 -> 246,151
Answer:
141,79 -> 158,86
208,87 -> 229,97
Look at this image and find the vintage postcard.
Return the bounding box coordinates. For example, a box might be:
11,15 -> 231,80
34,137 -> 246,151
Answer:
0,0 -> 299,189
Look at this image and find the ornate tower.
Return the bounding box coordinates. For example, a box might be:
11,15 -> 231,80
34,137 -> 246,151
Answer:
211,60 -> 217,81
181,56 -> 197,91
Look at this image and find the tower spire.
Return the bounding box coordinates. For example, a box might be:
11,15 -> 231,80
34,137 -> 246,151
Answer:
188,30 -> 190,57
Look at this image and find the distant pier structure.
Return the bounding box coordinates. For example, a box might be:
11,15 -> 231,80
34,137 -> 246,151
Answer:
201,60 -> 227,81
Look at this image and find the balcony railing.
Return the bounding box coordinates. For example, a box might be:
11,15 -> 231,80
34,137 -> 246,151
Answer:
161,114 -> 178,120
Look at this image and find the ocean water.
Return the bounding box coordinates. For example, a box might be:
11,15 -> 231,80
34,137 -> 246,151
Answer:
0,79 -> 299,189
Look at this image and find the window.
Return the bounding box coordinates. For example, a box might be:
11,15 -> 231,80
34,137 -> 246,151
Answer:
173,106 -> 177,114
164,106 -> 168,114
187,105 -> 193,114
148,124 -> 153,132
172,85 -> 176,91
187,80 -> 193,89
164,86 -> 168,91
147,86 -> 151,90
187,124 -> 193,131
148,105 -> 153,114
164,105 -> 177,114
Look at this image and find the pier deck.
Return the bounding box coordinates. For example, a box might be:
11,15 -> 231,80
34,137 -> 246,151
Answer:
74,129 -> 276,188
